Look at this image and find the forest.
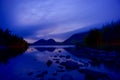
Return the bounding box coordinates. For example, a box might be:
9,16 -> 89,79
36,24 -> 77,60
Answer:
0,28 -> 28,48
84,20 -> 120,51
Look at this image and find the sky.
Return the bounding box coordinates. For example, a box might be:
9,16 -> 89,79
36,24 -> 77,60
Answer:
0,0 -> 120,43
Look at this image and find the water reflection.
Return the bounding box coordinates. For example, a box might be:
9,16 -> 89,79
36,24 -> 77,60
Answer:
65,47 -> 120,80
35,47 -> 55,52
0,46 -> 120,80
0,47 -> 27,64
65,47 -> 120,70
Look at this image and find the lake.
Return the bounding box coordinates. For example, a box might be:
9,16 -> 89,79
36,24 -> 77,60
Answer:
0,45 -> 120,80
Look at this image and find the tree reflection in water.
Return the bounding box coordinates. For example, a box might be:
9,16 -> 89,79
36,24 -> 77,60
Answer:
0,47 -> 28,64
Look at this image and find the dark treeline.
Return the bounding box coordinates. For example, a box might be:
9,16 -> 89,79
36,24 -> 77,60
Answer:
0,28 -> 28,48
84,20 -> 120,51
0,28 -> 28,63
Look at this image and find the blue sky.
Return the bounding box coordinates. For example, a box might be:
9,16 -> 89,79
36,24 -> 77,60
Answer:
0,0 -> 120,43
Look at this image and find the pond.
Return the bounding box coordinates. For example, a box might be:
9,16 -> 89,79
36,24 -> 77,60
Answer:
0,45 -> 120,80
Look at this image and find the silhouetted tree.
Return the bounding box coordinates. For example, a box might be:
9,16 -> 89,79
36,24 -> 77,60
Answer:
84,29 -> 103,47
0,28 -> 28,47
84,20 -> 120,51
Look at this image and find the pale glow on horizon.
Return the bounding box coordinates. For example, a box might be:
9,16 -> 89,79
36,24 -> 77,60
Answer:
49,23 -> 91,35
24,38 -> 37,43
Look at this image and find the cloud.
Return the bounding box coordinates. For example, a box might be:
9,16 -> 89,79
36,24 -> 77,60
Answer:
0,0 -> 120,42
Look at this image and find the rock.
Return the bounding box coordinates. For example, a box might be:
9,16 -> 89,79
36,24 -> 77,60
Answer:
61,74 -> 74,80
60,60 -> 80,70
35,71 -> 48,78
53,71 -> 57,76
35,73 -> 43,78
58,50 -> 61,53
48,77 -> 56,80
84,63 -> 89,67
55,60 -> 60,64
58,66 -> 64,69
66,55 -> 71,59
54,55 -> 57,57
57,69 -> 65,72
59,55 -> 65,58
46,60 -> 53,67
27,72 -> 33,76
42,71 -> 48,75
53,58 -> 60,61
78,69 -> 110,80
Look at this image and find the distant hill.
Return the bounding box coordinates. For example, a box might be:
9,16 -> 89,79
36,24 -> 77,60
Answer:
32,39 -> 62,45
63,32 -> 88,45
32,32 -> 89,45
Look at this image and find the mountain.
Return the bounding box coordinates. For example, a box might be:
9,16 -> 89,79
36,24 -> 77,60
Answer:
32,24 -> 102,45
63,32 -> 88,45
32,39 -> 61,45
46,23 -> 103,42
61,23 -> 105,45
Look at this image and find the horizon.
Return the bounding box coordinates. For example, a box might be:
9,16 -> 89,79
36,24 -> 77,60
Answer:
0,0 -> 120,43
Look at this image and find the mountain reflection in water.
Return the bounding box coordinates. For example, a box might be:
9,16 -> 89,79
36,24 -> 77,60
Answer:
0,45 -> 120,80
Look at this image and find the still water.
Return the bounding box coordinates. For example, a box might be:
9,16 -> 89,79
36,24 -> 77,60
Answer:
0,46 -> 120,80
